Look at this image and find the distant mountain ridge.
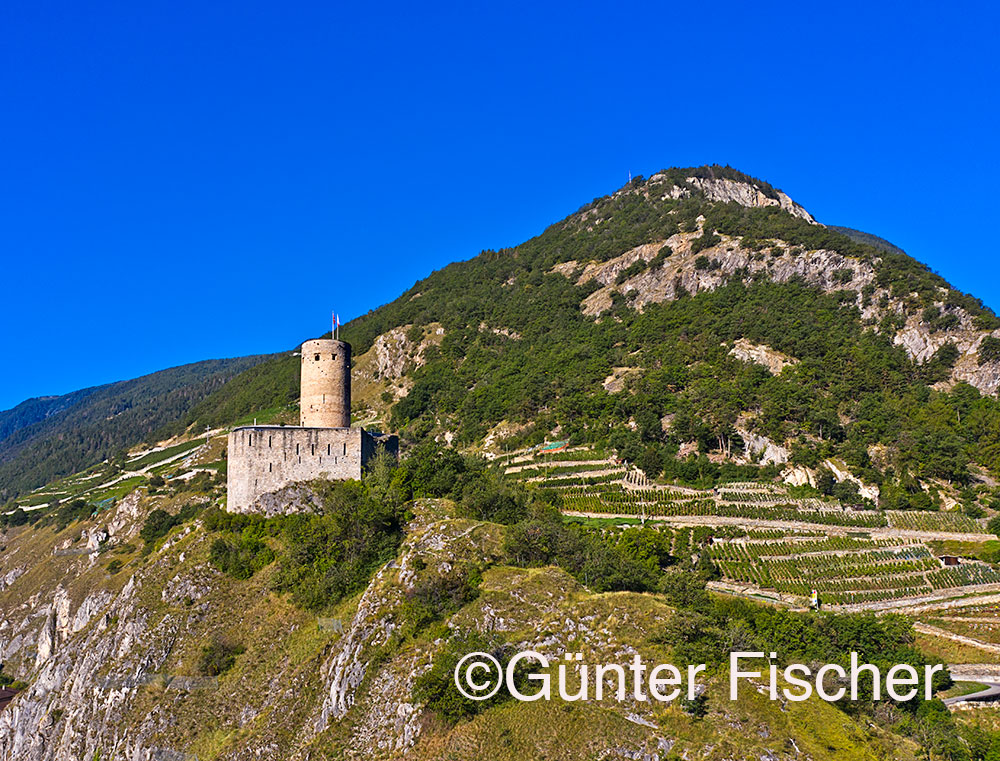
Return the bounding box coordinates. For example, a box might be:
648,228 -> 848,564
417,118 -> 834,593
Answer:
0,387 -> 102,443
0,356 -> 272,501
827,225 -> 908,257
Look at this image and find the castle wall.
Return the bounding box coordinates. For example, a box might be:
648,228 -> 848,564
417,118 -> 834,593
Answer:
227,426 -> 363,513
300,339 -> 351,428
227,426 -> 400,513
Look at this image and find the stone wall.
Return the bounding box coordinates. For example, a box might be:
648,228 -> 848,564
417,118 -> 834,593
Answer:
226,426 -> 398,513
227,426 -> 361,513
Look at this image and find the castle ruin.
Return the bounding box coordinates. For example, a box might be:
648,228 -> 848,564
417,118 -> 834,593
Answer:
226,337 -> 398,512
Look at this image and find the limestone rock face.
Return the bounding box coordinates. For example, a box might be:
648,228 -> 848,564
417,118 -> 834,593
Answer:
370,325 -> 440,382
729,339 -> 799,375
685,177 -> 816,223
557,225 -> 1000,397
248,483 -> 323,517
737,427 -> 789,466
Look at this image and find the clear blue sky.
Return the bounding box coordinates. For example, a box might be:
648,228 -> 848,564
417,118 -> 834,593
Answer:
1,0 -> 998,411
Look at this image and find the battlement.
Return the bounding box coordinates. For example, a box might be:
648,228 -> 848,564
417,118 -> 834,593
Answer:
226,425 -> 398,513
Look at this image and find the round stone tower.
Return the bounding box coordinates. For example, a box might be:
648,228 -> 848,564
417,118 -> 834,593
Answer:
300,338 -> 351,428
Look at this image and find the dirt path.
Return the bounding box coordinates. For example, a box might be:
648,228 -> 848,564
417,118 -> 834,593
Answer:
914,622 -> 1000,654
504,459 -> 616,474
562,510 -> 993,543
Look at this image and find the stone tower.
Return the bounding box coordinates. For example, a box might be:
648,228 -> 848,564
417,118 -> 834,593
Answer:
300,338 -> 351,428
227,332 -> 397,513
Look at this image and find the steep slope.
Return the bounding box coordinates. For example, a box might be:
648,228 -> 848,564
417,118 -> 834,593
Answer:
0,356 -> 272,501
0,491 -> 927,761
827,226 -> 908,257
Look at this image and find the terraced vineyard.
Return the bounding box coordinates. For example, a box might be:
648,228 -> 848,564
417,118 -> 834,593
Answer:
10,433 -> 222,514
499,445 -> 999,609
556,484 -> 889,528
887,511 -> 985,534
709,537 -> 1000,607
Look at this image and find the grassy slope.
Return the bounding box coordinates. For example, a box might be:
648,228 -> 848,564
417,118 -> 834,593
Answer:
0,493 -> 928,760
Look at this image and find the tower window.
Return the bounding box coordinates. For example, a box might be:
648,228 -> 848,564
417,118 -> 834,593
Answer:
314,354 -> 320,361
269,463 -> 272,472
296,443 -> 300,455
268,436 -> 272,447
343,443 -> 347,455
332,354 -> 337,360
327,444 -> 331,455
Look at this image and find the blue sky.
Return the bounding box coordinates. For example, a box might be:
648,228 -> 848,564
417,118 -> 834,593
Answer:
1,1 -> 998,411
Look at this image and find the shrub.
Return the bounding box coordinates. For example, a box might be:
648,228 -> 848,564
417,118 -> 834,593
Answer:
54,499 -> 90,531
691,231 -> 721,255
615,259 -> 648,285
198,638 -> 245,676
139,503 -> 202,547
209,535 -> 275,580
397,564 -> 482,637
650,244 -> 673,269
140,509 -> 178,546
413,632 -> 522,722
988,516 -> 1000,536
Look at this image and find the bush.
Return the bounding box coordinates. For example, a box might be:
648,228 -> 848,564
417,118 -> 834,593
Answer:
691,231 -> 721,255
988,516 -> 1000,536
397,564 -> 482,637
198,638 -> 245,676
209,535 -> 275,580
53,499 -> 90,531
3,508 -> 30,527
271,479 -> 405,611
139,503 -> 202,547
413,632 -> 520,722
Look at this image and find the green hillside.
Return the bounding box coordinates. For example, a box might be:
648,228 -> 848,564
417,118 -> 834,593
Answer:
172,166 -> 1000,511
7,165 -> 1000,760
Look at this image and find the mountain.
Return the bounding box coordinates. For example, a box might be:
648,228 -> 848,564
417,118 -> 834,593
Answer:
172,165 -> 1000,507
0,356 -> 272,502
6,165 -> 1000,760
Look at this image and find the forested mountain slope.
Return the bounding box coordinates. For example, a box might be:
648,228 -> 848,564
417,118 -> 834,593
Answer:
0,356 -> 271,501
171,166 -> 1000,509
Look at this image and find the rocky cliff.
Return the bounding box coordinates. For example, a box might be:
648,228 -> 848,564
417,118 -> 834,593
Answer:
0,490 -> 922,761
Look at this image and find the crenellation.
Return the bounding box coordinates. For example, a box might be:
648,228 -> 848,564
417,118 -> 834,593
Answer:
226,335 -> 398,513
